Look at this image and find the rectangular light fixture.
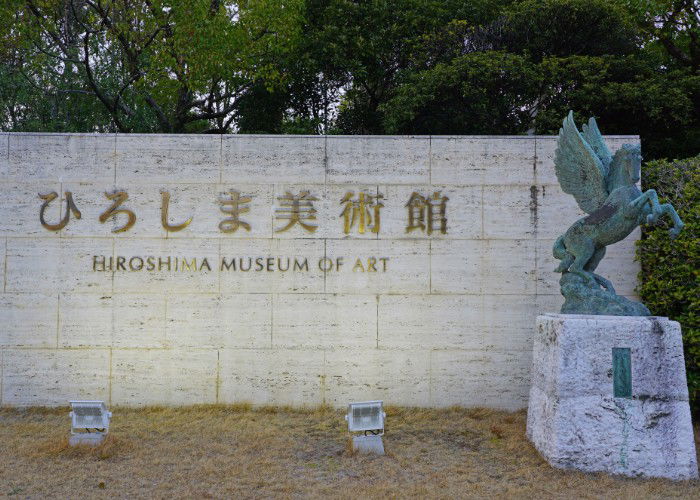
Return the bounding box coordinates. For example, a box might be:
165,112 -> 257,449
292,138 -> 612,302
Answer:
345,400 -> 386,455
69,400 -> 112,446
346,400 -> 386,435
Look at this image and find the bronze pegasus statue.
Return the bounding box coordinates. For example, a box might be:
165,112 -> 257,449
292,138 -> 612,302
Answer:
552,111 -> 684,315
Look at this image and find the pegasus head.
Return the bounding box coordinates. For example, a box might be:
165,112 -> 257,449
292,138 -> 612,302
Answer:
609,143 -> 641,189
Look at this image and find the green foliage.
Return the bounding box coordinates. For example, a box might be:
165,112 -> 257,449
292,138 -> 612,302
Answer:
2,0 -> 303,132
499,0 -> 639,60
382,52 -> 540,134
1,0 -> 699,154
638,156 -> 700,413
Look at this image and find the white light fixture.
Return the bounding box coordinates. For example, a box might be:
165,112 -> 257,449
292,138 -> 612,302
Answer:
69,400 -> 112,446
345,400 -> 386,455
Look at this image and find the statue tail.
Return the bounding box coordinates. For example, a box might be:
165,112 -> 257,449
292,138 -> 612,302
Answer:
553,235 -> 573,272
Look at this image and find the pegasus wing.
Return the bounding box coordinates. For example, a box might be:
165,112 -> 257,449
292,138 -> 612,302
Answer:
581,117 -> 612,169
554,111 -> 610,214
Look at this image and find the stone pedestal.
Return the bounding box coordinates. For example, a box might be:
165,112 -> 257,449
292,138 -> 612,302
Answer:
527,314 -> 698,480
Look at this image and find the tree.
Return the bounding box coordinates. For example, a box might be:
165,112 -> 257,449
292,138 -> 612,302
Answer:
7,0 -> 303,133
624,0 -> 700,73
382,52 -> 540,134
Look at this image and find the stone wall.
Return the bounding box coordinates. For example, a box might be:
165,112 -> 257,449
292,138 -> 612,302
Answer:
0,133 -> 640,408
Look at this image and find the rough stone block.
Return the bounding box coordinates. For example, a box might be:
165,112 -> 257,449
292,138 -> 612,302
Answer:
0,182 -> 62,237
0,293 -> 57,347
327,136 -> 429,184
2,348 -> 110,406
116,134 -> 219,184
166,294 -> 270,348
222,135 -> 325,184
272,294 -> 376,349
58,293 -> 112,347
527,314 -> 698,480
113,294 -> 167,348
483,185 -> 536,239
430,349 -> 531,410
111,348 -> 217,405
378,294 -> 482,349
481,240 -> 537,295
218,348 -> 325,406
430,136 -> 535,186
323,349 -> 431,407
430,239 -> 483,294
6,238 -> 113,293
6,133 -> 116,182
69,433 -> 106,447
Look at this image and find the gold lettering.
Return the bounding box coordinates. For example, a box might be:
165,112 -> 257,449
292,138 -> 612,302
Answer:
318,257 -> 333,272
219,190 -> 252,233
181,258 -> 197,272
116,256 -> 126,271
200,258 -> 211,271
240,258 -> 252,271
255,257 -> 264,271
340,191 -> 383,234
158,256 -> 171,271
275,191 -> 318,233
221,257 -> 236,271
129,256 -> 144,271
367,257 -> 378,272
352,258 -> 365,272
405,191 -> 448,235
93,255 -> 106,272
39,191 -> 81,231
99,191 -> 136,233
278,257 -> 290,272
379,257 -> 389,272
161,191 -> 192,232
146,257 -> 156,271
293,258 -> 308,272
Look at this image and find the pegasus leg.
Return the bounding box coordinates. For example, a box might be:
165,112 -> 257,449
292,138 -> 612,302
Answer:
583,246 -> 606,273
583,247 -> 615,293
659,203 -> 684,238
630,189 -> 660,223
568,239 -> 597,286
632,190 -> 684,238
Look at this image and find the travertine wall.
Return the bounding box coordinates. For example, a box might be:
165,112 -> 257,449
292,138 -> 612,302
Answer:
0,133 -> 640,408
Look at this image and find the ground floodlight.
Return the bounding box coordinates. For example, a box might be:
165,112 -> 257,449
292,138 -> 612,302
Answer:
69,400 -> 112,446
345,400 -> 386,455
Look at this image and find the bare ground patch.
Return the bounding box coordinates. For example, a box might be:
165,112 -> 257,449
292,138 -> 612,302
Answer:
0,405 -> 698,498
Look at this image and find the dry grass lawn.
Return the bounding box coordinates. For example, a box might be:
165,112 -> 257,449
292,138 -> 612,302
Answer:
0,405 -> 698,498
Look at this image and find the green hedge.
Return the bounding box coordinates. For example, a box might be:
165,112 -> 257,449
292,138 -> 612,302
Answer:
637,156 -> 700,414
